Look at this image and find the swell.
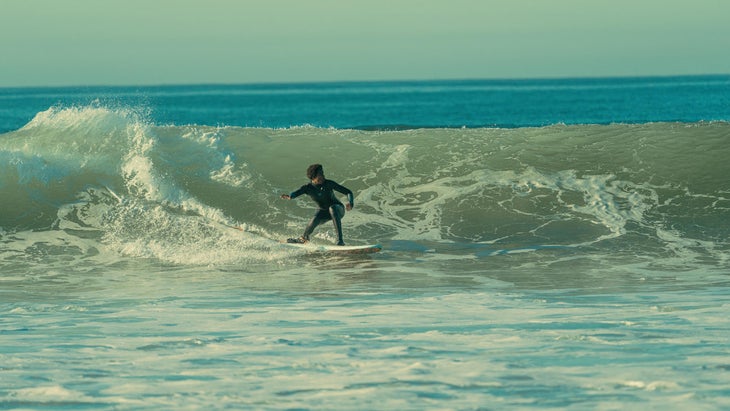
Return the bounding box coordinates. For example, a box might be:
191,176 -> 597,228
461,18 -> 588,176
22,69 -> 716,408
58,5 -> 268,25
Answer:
2,105 -> 729,266
3,76 -> 730,133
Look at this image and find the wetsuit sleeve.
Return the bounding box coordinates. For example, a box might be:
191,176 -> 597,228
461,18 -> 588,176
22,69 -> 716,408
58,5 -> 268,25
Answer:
289,185 -> 308,200
331,181 -> 355,206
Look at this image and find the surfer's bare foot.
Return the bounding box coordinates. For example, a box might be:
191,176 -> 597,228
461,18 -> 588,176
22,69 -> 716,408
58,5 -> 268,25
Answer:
287,237 -> 308,244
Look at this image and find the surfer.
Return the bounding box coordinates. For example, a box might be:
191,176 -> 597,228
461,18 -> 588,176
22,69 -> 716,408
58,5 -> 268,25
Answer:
281,164 -> 354,246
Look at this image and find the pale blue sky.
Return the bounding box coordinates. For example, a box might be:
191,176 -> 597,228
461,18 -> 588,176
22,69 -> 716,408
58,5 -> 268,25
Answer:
2,0 -> 729,87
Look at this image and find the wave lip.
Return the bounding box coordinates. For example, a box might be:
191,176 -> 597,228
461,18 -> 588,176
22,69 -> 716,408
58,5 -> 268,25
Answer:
1,106 -> 146,231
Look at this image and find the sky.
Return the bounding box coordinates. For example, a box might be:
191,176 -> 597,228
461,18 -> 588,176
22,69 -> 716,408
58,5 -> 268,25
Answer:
2,0 -> 730,87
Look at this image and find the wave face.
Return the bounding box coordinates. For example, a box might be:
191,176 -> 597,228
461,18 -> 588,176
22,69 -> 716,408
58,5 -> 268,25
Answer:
1,105 -> 729,267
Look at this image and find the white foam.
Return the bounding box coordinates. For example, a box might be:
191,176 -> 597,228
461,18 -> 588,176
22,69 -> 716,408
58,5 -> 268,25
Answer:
9,385 -> 94,402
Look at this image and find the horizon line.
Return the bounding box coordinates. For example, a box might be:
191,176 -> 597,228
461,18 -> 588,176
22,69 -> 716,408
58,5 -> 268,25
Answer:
2,73 -> 730,90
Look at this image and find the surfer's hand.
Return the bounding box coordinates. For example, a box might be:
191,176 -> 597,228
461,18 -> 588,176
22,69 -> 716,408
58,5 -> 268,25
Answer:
281,194 -> 291,200
346,203 -> 352,211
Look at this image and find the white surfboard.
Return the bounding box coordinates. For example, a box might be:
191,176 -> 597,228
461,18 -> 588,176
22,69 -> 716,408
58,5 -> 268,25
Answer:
282,241 -> 382,254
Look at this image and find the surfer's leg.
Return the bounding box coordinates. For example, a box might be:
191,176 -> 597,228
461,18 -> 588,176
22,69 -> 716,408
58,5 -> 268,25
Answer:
329,204 -> 345,245
302,209 -> 331,241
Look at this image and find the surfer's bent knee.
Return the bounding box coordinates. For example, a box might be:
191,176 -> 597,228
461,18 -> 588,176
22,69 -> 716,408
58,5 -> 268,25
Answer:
333,205 -> 346,219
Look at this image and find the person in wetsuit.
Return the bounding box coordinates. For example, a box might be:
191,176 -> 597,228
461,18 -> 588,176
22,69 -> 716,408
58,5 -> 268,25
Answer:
280,164 -> 354,246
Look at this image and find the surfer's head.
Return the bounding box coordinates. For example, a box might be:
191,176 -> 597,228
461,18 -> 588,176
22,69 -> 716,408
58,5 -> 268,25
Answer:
306,164 -> 324,180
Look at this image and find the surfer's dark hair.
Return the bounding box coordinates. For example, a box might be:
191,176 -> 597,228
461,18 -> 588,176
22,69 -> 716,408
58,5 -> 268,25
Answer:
307,164 -> 324,180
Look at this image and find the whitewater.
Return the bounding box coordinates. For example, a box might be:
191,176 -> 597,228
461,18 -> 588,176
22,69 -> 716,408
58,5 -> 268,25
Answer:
2,77 -> 730,410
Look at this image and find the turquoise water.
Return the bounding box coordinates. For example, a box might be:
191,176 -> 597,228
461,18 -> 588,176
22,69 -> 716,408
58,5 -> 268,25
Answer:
2,77 -> 730,409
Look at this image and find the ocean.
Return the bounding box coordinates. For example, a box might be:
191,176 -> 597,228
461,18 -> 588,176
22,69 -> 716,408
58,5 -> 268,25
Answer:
1,76 -> 730,410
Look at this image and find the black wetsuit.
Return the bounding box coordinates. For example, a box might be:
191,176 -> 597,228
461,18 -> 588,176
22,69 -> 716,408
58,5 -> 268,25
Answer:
289,179 -> 354,245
